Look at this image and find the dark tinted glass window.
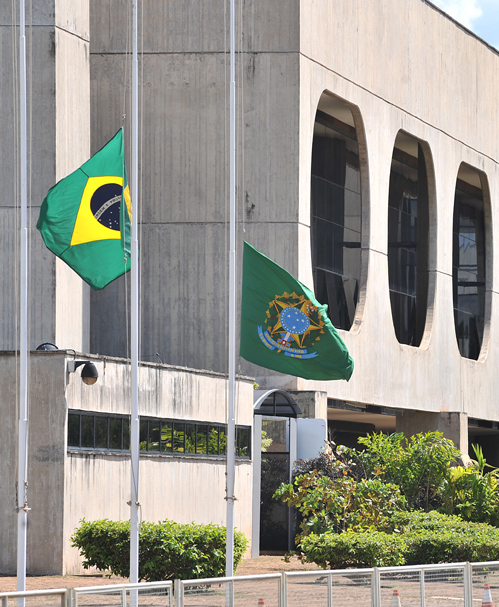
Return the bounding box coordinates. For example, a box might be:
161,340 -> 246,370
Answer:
311,108 -> 362,330
219,429 -> 227,456
388,139 -> 429,346
109,418 -> 122,449
149,422 -> 160,452
67,412 -> 249,459
68,413 -> 80,447
161,421 -> 173,452
236,427 -> 251,457
123,418 -> 130,450
196,426 -> 207,454
139,419 -> 148,451
81,416 -> 94,448
185,423 -> 196,454
453,177 -> 486,360
95,417 -> 108,448
173,423 -> 185,452
208,426 -> 220,455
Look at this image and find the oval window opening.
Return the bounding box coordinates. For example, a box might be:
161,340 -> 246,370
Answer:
452,165 -> 486,360
310,95 -> 363,331
388,132 -> 430,347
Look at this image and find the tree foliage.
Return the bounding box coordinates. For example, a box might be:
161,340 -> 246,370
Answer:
442,444 -> 499,524
274,449 -> 407,542
350,431 -> 461,510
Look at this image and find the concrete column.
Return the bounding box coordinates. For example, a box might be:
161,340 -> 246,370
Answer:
0,352 -> 68,575
287,390 -> 328,422
0,1 -> 90,352
396,410 -> 468,459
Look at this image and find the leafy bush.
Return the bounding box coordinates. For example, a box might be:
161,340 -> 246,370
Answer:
352,432 -> 461,510
299,511 -> 499,568
291,442 -> 359,482
299,530 -> 408,569
274,471 -> 407,541
71,518 -> 248,581
390,510 -> 499,564
441,445 -> 499,525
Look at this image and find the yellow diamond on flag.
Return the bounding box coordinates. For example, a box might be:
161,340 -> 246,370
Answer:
71,176 -> 131,246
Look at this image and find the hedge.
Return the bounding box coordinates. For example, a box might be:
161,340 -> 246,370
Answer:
299,530 -> 408,569
396,511 -> 499,564
71,518 -> 248,581
299,511 -> 499,569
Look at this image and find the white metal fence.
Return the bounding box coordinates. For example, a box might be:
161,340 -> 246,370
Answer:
174,562 -> 499,607
72,581 -> 173,607
2,562 -> 499,607
0,588 -> 68,607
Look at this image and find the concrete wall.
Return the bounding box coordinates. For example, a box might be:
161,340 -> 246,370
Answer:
88,0 -> 301,371
0,1 -> 90,353
64,357 -> 254,574
0,352 -> 68,575
0,351 -> 253,575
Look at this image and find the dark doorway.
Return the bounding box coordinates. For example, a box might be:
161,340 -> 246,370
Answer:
259,419 -> 290,552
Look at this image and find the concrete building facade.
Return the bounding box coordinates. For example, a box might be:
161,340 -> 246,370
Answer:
0,351 -> 253,574
87,0 -> 499,459
1,0 -> 499,574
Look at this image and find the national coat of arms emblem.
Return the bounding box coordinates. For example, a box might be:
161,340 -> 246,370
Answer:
258,291 -> 325,359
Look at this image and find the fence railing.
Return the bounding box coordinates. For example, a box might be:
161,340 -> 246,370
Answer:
72,581 -> 173,607
0,587 -> 68,607
175,561 -> 499,607
2,561 -> 499,607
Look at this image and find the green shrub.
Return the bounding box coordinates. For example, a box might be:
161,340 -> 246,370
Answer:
299,530 -> 408,569
299,511 -> 499,569
353,432 -> 461,510
274,471 -> 406,541
71,518 -> 248,581
391,511 -> 499,564
441,445 -> 499,525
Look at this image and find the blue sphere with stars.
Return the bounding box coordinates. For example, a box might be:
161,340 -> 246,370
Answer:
280,307 -> 310,335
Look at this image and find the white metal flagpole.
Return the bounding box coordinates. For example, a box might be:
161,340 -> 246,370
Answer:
129,0 -> 140,587
17,0 -> 29,597
225,0 -> 237,580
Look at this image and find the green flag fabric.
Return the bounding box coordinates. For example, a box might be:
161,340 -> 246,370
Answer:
240,242 -> 354,381
37,129 -> 131,290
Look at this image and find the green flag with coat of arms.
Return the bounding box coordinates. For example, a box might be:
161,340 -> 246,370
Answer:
240,241 -> 354,381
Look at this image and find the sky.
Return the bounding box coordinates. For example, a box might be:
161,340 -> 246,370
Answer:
430,0 -> 499,49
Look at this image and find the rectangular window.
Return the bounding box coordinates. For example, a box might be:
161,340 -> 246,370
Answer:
149,422 -> 160,452
109,418 -> 123,450
123,418 -> 131,450
95,417 -> 108,449
219,429 -> 227,456
236,426 -> 251,457
185,423 -> 196,454
81,415 -> 94,448
161,421 -> 173,452
140,419 -> 148,452
208,426 -> 220,455
196,425 -> 207,455
173,423 -> 185,453
67,411 -> 250,459
68,413 -> 80,447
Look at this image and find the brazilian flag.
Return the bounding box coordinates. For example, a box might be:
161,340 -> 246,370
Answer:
240,241 -> 354,381
37,129 -> 131,290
